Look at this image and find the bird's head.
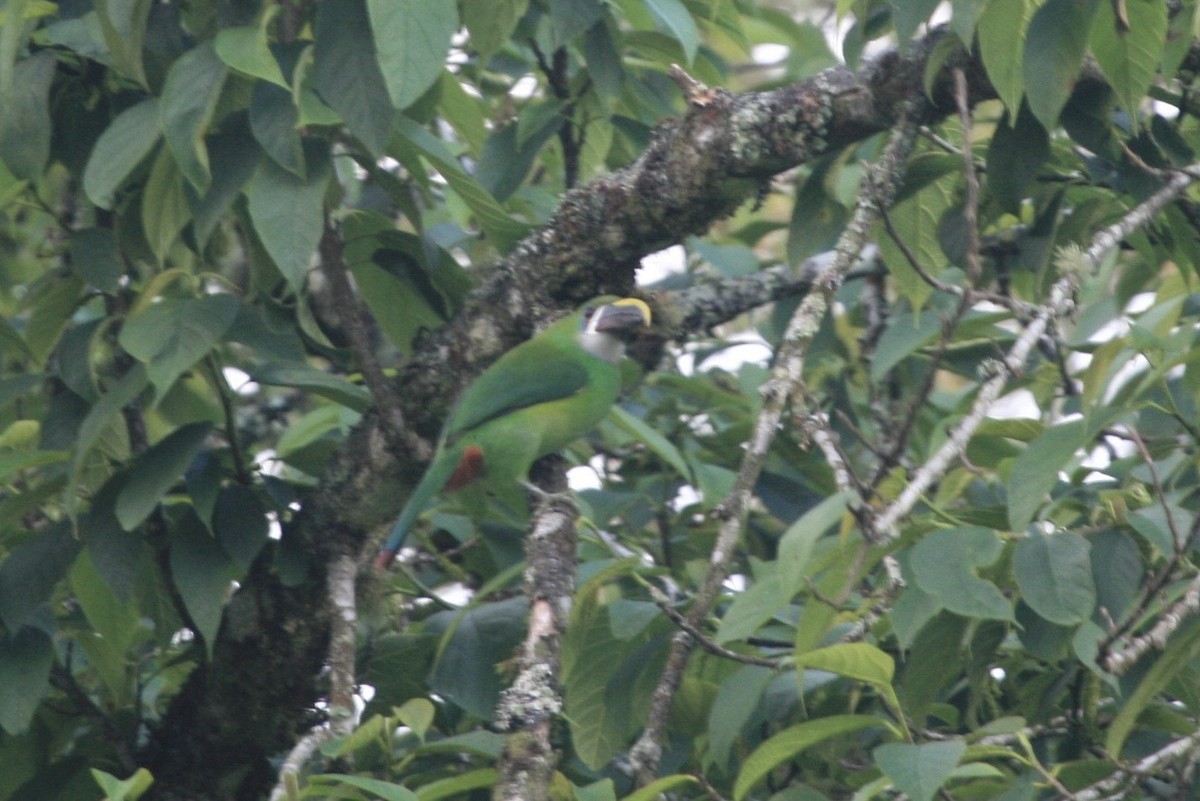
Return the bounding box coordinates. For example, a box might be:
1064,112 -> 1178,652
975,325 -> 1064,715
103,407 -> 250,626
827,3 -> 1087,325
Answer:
580,297 -> 652,362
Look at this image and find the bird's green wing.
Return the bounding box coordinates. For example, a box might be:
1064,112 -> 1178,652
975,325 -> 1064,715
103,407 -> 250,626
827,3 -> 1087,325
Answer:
444,331 -> 590,439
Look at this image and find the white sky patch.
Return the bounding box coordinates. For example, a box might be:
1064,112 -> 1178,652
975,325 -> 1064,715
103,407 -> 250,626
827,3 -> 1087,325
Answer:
672,484 -> 701,511
988,388 -> 1038,420
751,43 -> 789,64
638,244 -> 687,284
724,573 -> 747,592
567,464 -> 602,491
222,366 -> 259,396
511,74 -> 538,100
990,666 -> 1006,681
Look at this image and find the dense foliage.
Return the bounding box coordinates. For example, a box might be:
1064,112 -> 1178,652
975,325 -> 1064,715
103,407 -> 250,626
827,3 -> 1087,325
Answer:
3,0 -> 1200,799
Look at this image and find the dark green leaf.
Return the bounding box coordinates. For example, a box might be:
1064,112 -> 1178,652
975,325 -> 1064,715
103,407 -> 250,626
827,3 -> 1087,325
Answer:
85,473 -> 144,601
644,0 -> 699,64
1013,530 -> 1095,625
0,626 -> 53,735
1007,418 -> 1085,530
890,0 -> 941,47
0,522 -> 80,630
115,422 -> 212,530
978,0 -> 1034,117
1090,528 -> 1142,620
159,41 -> 228,193
118,295 -> 240,398
461,0 -> 527,59
67,365 -> 149,512
986,101 -> 1049,214
96,0 -> 153,88
429,597 -> 527,718
910,528 -> 1013,621
314,0 -> 394,154
0,51 -> 55,180
549,0 -> 607,48
875,740 -> 966,801
83,99 -> 162,210
140,146 -> 191,263
212,485 -> 270,571
249,83 -> 304,178
189,114 -> 263,247
1090,0 -> 1167,122
368,0 -> 457,111
1022,0 -> 1101,129
245,143 -> 331,291
170,509 -> 238,657
734,716 -> 886,800
70,228 -> 123,292
249,362 -> 371,411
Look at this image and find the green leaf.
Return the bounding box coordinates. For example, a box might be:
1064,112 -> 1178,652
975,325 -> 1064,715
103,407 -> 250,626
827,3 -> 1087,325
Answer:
1090,0 -> 1166,123
115,422 -> 212,530
708,665 -> 774,770
119,295 -> 240,399
951,0 -> 991,45
249,82 -> 304,178
394,117 -> 530,250
890,0 -> 941,46
734,715 -> 885,800
159,41 -> 228,193
437,70 -> 487,153
212,485 -> 270,571
548,0 -> 607,49
0,51 -> 55,180
608,405 -> 693,482
170,509 -> 238,657
978,0 -> 1034,118
461,0 -> 528,60
429,598 -> 527,718
89,768 -> 154,801
1013,530 -> 1095,625
796,643 -> 895,686
214,21 -> 287,87
0,626 -> 53,735
1022,0 -> 1101,129
140,146 -> 192,263
1106,616 -> 1200,756
1007,418 -> 1085,530
24,274 -> 84,367
96,0 -> 153,88
1090,528 -> 1142,620
644,0 -> 699,65
619,776 -> 699,801
71,228 -> 124,292
778,491 -> 853,599
986,101 -> 1049,214
0,449 -> 67,480
715,569 -> 783,644
70,548 -> 139,701
874,740 -> 966,801
245,145 -> 331,291
368,0 -> 457,111
877,162 -> 955,310
306,775 -> 417,801
250,363 -> 371,411
83,99 -> 161,210
871,310 -> 942,381
314,0 -> 394,154
910,528 -> 1013,622
0,523 -> 80,630
67,365 -> 149,513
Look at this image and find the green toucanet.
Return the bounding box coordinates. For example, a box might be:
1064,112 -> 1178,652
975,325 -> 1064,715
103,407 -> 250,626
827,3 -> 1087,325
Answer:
374,297 -> 652,570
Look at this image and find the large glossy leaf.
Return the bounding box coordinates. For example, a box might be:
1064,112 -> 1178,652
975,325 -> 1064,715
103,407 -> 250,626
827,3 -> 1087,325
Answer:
159,41 -> 228,193
140,146 -> 192,263
368,0 -> 457,111
115,422 -> 212,530
170,510 -> 238,657
245,144 -> 331,291
645,0 -> 699,65
119,295 -> 240,399
0,625 -> 53,734
83,99 -> 162,209
313,0 -> 394,154
874,740 -> 966,801
212,485 -> 270,571
778,491 -> 853,599
1022,0 -> 1101,129
910,528 -> 1013,622
428,597 -> 528,719
1090,0 -> 1166,123
1013,530 -> 1095,625
986,101 -> 1049,214
66,365 -> 149,512
461,0 -> 527,59
1007,418 -> 1085,531
214,20 -> 287,87
978,0 -> 1034,118
734,715 -> 886,800
0,51 -> 54,179
96,0 -> 152,88
0,523 -> 79,631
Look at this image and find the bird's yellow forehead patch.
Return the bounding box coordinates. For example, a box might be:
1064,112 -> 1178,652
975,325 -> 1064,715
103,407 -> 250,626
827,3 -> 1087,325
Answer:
611,297 -> 652,325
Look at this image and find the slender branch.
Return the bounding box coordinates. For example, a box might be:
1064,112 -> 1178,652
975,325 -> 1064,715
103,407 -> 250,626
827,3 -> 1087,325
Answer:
1102,569 -> 1200,675
872,165 -> 1200,541
627,96 -> 927,784
204,356 -> 252,485
1073,728 -> 1200,800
